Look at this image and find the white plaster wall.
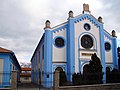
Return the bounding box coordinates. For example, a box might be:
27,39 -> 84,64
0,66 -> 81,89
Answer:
104,35 -> 113,63
74,19 -> 101,72
52,28 -> 66,62
0,59 -> 3,83
20,77 -> 31,83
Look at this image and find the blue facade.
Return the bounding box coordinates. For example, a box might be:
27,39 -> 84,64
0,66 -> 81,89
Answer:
44,29 -> 53,87
31,6 -> 118,88
67,18 -> 75,81
0,48 -> 21,88
112,38 -> 118,69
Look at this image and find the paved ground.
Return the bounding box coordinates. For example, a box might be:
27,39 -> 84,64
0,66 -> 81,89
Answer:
17,82 -> 53,90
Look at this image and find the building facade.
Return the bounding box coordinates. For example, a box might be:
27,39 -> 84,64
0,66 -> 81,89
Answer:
20,68 -> 31,83
31,4 -> 118,87
0,47 -> 21,88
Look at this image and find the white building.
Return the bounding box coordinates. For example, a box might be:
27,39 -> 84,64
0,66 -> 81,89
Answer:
31,4 -> 118,88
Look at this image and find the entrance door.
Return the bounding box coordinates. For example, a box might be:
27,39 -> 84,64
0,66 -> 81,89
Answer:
55,67 -> 67,86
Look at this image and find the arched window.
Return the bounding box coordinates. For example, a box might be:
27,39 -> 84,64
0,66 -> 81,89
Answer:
55,67 -> 63,72
81,35 -> 93,49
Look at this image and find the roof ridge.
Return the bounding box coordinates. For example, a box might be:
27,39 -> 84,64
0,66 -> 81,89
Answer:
0,47 -> 12,53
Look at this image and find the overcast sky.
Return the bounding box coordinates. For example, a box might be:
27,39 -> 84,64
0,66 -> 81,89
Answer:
0,0 -> 120,63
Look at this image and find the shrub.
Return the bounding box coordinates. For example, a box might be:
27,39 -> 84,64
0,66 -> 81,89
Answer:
72,73 -> 83,85
106,68 -> 120,83
59,71 -> 67,86
72,53 -> 103,85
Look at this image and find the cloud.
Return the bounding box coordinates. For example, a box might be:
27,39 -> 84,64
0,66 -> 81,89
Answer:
96,0 -> 120,32
0,0 -> 120,63
0,0 -> 43,62
90,0 -> 120,45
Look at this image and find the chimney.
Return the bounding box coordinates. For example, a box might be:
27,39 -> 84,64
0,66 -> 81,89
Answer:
83,4 -> 91,14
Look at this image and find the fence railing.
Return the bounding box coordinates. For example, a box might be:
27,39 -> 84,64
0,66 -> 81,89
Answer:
0,71 -> 18,90
31,71 -> 120,87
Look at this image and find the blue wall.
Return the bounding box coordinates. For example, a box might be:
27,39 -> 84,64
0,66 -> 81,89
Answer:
99,24 -> 106,83
67,18 -> 75,81
0,54 -> 11,87
44,29 -> 53,87
0,53 -> 20,87
112,38 -> 118,69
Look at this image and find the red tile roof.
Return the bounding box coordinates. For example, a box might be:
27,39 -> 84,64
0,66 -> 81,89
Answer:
20,73 -> 31,77
0,47 -> 12,53
0,47 -> 21,70
21,68 -> 31,71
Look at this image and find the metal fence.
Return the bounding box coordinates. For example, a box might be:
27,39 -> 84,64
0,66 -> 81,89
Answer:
16,71 -> 120,89
27,72 -> 103,89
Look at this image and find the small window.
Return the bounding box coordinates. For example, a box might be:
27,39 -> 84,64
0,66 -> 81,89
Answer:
47,74 -> 49,78
24,77 -> 29,80
55,37 -> 65,48
84,23 -> 91,31
105,42 -> 111,51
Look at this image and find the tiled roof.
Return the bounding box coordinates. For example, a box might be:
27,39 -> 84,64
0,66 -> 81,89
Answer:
0,47 -> 12,53
0,47 -> 21,70
21,68 -> 31,71
20,73 -> 31,77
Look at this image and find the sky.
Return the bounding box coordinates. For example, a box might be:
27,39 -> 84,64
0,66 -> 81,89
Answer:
0,0 -> 120,63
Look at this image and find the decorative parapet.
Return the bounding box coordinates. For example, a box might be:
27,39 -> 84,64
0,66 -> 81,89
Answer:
68,10 -> 74,18
112,30 -> 117,37
98,16 -> 103,23
83,4 -> 91,14
44,20 -> 51,29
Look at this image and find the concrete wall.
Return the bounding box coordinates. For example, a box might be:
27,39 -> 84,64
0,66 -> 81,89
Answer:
11,71 -> 17,90
59,83 -> 120,90
0,59 -> 3,83
20,77 -> 31,83
53,71 -> 120,90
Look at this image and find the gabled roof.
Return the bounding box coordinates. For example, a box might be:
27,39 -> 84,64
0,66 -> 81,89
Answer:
20,73 -> 31,77
47,13 -> 102,33
0,47 -> 21,70
0,47 -> 12,53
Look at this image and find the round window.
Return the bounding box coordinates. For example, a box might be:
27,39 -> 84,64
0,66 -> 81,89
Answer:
55,37 -> 65,47
81,35 -> 93,49
105,42 -> 111,51
84,23 -> 91,31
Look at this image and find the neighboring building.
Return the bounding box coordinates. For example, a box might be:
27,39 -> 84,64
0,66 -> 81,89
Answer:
31,4 -> 118,87
20,67 -> 31,83
117,47 -> 120,69
0,47 -> 21,87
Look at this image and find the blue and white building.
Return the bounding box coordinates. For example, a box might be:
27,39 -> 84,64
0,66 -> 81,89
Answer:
0,47 -> 21,88
31,4 -> 118,87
